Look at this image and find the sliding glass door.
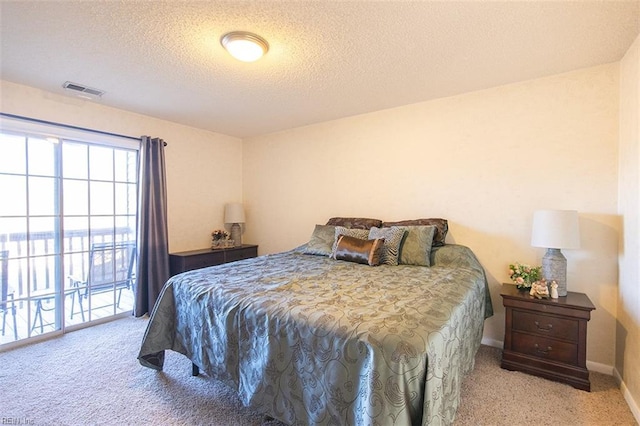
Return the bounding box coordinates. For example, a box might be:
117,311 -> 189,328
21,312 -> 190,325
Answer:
0,125 -> 138,346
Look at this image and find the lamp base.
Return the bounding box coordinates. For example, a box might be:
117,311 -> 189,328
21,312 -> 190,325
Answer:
542,248 -> 567,297
230,223 -> 242,247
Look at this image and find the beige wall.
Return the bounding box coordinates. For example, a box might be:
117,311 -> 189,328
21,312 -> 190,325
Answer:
243,64 -> 621,367
0,80 -> 243,252
618,34 -> 640,418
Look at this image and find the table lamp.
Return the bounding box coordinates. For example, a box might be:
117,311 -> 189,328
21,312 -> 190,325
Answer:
224,203 -> 245,247
531,209 -> 580,297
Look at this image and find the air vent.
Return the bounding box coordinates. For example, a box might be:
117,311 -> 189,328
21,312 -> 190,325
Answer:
62,81 -> 105,99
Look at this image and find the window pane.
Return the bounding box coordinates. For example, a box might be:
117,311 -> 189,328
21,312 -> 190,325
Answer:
90,181 -> 113,215
62,142 -> 88,179
29,217 -> 59,256
64,216 -> 89,254
63,179 -> 88,215
8,257 -> 27,301
0,217 -> 27,245
115,183 -> 136,215
29,176 -> 58,216
90,216 -> 114,247
114,150 -> 137,183
0,133 -> 26,174
89,146 -> 113,181
0,175 -> 27,216
115,216 -> 136,242
29,255 -> 58,295
28,137 -> 57,177
64,251 -> 89,292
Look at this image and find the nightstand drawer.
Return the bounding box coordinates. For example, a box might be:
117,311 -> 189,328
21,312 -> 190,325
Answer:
169,245 -> 259,276
225,246 -> 258,262
512,310 -> 579,342
512,331 -> 578,365
184,252 -> 225,271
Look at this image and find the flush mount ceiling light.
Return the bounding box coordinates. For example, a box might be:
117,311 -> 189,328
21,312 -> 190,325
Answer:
220,31 -> 269,62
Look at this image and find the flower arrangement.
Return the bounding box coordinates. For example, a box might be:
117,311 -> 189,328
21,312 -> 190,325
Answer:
211,229 -> 230,241
211,229 -> 233,249
508,262 -> 542,289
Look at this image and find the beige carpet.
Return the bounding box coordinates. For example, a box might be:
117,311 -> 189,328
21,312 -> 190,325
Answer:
0,316 -> 636,425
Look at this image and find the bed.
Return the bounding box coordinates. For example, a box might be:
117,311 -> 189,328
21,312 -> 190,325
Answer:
138,218 -> 493,425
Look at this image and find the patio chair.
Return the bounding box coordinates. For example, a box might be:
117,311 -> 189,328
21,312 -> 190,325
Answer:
69,241 -> 136,322
1,250 -> 18,340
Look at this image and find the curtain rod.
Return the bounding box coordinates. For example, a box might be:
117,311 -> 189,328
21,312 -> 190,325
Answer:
0,112 -> 150,143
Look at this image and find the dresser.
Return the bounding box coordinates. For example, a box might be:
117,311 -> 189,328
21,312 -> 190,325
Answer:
500,284 -> 595,391
169,244 -> 258,276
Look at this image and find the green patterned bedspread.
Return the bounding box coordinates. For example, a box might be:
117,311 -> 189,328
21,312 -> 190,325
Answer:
138,244 -> 493,425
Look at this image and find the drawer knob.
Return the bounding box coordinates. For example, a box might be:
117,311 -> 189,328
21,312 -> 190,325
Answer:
534,321 -> 553,332
534,343 -> 553,355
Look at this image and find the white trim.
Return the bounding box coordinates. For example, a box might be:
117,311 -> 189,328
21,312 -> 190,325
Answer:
586,359 -> 615,375
481,337 -> 503,348
614,367 -> 640,424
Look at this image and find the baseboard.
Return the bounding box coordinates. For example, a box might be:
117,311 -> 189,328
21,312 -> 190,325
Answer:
481,337 -> 503,348
586,359 -> 614,375
614,367 -> 640,424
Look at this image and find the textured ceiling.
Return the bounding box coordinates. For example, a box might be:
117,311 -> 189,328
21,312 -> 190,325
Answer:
1,1 -> 639,138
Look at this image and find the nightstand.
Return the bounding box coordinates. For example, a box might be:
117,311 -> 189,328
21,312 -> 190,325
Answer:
500,284 -> 595,391
169,244 -> 258,276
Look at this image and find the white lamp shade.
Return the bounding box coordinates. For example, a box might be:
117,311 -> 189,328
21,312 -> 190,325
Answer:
224,203 -> 245,224
531,209 -> 580,249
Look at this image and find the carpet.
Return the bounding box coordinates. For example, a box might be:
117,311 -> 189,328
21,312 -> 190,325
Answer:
0,316 -> 636,425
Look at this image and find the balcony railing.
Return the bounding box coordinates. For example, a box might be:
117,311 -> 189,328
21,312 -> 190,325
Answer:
1,227 -> 135,345
0,226 -> 134,300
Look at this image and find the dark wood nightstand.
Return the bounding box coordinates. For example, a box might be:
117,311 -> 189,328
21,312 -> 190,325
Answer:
500,284 -> 595,391
169,244 -> 258,276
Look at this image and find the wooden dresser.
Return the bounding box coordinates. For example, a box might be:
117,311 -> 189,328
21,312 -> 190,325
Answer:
169,244 -> 258,276
500,284 -> 595,391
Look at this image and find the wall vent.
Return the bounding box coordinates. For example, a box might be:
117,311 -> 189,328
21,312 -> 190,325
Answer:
62,81 -> 105,99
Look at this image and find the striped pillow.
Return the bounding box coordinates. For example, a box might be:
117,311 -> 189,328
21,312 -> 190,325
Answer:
368,226 -> 406,266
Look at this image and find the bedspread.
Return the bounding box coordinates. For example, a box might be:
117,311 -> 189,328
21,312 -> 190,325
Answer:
138,244 -> 492,425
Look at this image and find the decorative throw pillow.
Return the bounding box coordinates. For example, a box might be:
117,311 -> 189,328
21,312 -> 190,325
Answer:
334,235 -> 385,266
396,225 -> 437,266
331,226 -> 370,258
368,226 -> 406,266
382,218 -> 448,247
325,217 -> 383,230
303,224 -> 336,256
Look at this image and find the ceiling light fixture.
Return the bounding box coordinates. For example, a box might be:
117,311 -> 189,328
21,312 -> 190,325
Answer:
220,31 -> 269,62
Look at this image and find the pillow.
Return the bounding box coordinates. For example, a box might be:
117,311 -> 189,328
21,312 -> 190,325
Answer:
368,226 -> 406,266
396,225 -> 437,266
303,224 -> 336,256
331,226 -> 370,258
325,217 -> 382,230
381,218 -> 448,247
334,235 -> 385,266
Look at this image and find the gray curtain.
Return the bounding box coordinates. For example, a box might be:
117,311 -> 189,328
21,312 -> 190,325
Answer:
135,136 -> 170,317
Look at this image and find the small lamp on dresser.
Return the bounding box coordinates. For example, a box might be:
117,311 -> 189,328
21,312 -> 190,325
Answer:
224,203 -> 245,247
530,209 -> 580,297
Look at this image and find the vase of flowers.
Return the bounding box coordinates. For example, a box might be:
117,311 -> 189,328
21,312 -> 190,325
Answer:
211,229 -> 233,249
508,262 -> 542,289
